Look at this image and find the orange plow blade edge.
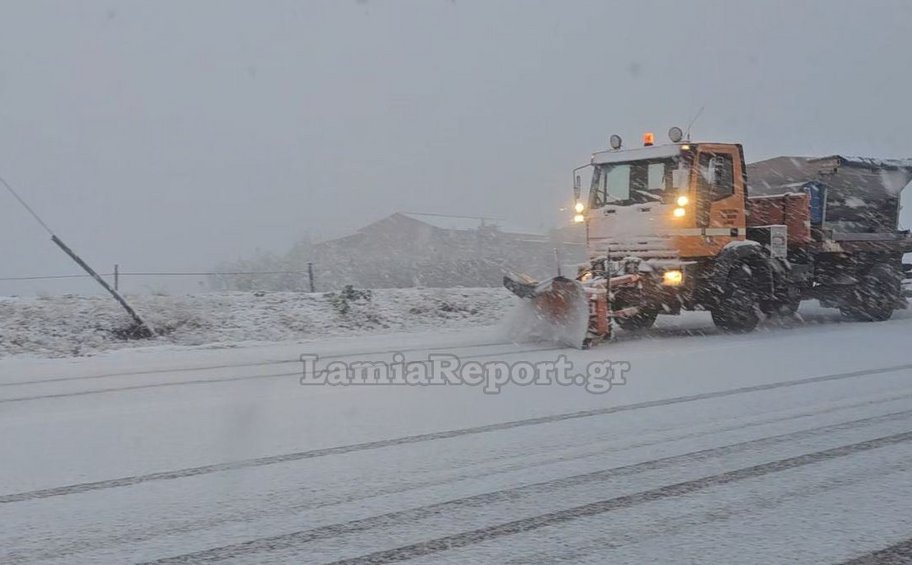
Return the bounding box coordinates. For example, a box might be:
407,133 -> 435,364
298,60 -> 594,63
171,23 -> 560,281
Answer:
503,274 -> 591,349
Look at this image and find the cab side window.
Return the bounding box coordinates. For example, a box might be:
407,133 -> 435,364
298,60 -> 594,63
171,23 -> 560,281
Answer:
699,153 -> 735,201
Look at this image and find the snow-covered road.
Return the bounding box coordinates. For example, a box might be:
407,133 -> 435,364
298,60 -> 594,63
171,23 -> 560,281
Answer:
2,307 -> 911,564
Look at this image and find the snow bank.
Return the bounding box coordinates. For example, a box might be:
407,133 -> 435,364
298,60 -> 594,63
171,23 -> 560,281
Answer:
0,288 -> 517,359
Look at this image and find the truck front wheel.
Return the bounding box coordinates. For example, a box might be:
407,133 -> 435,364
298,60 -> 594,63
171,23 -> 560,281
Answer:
710,263 -> 761,333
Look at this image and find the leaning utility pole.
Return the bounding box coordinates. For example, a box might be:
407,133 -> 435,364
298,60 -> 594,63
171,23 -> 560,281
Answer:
1,173 -> 154,338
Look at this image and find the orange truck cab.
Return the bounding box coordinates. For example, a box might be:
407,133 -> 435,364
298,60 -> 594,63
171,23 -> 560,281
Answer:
572,130 -> 912,337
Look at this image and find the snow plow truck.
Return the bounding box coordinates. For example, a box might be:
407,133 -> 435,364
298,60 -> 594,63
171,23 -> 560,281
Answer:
505,128 -> 912,348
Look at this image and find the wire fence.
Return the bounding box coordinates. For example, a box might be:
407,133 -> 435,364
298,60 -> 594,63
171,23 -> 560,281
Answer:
0,267 -> 319,292
0,270 -> 313,282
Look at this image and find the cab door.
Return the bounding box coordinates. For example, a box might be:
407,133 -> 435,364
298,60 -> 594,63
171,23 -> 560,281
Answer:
682,144 -> 746,257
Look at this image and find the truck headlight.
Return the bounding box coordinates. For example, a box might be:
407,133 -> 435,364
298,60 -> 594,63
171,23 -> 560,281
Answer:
573,214 -> 585,223
663,270 -> 683,286
673,207 -> 686,218
574,201 -> 585,213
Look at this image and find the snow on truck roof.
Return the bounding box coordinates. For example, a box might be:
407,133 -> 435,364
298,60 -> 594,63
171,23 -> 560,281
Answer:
590,143 -> 683,164
747,155 -> 912,198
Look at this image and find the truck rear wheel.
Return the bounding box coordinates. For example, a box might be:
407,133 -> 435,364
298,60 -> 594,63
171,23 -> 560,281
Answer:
711,263 -> 761,333
839,264 -> 902,322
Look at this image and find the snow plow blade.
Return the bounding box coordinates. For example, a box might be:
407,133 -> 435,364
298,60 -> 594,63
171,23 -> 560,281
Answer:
503,273 -> 590,349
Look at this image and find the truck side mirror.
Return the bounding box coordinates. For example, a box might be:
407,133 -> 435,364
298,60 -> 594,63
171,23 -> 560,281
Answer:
713,159 -> 725,185
695,155 -> 717,228
573,174 -> 581,201
707,157 -> 721,187
707,156 -> 728,201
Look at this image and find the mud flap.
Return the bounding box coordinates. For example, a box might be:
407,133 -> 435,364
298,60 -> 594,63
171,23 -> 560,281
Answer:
503,274 -> 590,349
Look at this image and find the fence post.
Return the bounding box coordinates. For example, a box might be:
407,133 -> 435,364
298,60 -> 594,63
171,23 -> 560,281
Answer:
114,264 -> 119,291
308,262 -> 315,292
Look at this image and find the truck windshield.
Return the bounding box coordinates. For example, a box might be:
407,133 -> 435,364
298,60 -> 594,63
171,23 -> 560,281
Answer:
589,157 -> 685,207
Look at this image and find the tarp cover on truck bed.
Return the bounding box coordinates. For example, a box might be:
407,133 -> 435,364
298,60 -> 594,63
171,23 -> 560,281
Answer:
747,155 -> 912,233
747,155 -> 912,198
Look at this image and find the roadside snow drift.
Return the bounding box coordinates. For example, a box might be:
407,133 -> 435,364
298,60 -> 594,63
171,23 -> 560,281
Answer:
0,288 -> 516,358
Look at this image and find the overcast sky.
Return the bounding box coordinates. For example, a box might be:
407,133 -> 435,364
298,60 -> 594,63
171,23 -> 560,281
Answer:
2,0 -> 912,294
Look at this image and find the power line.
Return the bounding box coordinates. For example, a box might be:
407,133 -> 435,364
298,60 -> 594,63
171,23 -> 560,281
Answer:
121,271 -> 312,277
0,270 -> 316,282
0,274 -> 96,282
0,173 -> 54,235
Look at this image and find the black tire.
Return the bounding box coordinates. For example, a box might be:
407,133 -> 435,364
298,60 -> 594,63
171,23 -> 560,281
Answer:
711,263 -> 761,332
839,263 -> 902,322
616,309 -> 658,331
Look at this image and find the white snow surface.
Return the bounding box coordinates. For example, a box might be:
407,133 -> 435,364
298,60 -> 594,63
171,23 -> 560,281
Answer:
2,301 -> 912,563
0,288 -> 516,359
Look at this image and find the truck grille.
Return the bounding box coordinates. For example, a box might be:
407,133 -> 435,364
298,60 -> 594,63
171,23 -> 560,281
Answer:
589,237 -> 679,260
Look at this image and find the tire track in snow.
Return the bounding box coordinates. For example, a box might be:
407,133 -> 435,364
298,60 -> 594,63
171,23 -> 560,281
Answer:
842,537 -> 912,564
0,344 -> 565,403
0,340 -> 556,388
505,455 -> 912,565
137,410 -> 912,564
2,362 -> 910,505
321,430 -> 912,565
24,394 -> 912,563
